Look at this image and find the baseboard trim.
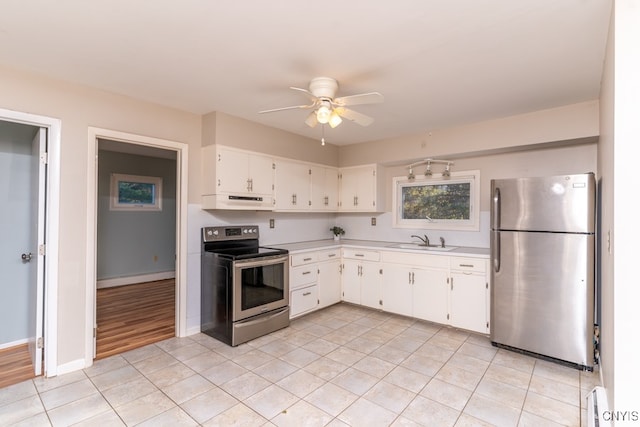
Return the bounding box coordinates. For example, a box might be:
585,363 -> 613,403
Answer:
0,338 -> 29,350
97,271 -> 175,289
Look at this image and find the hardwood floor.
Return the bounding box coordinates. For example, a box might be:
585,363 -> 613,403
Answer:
0,344 -> 35,389
96,279 -> 175,360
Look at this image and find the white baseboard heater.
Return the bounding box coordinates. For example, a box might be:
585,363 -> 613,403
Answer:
587,386 -> 610,427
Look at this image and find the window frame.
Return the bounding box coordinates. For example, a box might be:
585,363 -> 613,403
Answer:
392,170 -> 480,231
109,173 -> 163,211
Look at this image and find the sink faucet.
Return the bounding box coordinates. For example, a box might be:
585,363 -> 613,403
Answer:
411,234 -> 430,246
440,237 -> 445,248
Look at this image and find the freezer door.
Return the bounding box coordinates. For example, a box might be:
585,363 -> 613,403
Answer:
491,173 -> 595,233
490,230 -> 594,367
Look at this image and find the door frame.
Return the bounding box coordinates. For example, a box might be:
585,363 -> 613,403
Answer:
85,127 -> 188,366
0,107 -> 61,378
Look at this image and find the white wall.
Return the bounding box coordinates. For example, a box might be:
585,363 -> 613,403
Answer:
336,140 -> 596,247
0,65 -> 202,368
599,0 -> 640,413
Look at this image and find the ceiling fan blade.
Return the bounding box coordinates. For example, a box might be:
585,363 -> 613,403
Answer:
304,111 -> 318,128
290,86 -> 319,103
333,92 -> 384,107
259,103 -> 314,114
335,107 -> 374,126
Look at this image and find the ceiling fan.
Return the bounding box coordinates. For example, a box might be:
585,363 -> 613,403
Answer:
259,77 -> 384,128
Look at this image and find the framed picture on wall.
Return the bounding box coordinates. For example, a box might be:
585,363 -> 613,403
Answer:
110,173 -> 162,211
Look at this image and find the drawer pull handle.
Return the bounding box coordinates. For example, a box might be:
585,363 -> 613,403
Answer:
459,264 -> 474,268
328,254 -> 336,257
302,271 -> 311,275
303,292 -> 312,296
355,254 -> 365,257
303,258 -> 312,261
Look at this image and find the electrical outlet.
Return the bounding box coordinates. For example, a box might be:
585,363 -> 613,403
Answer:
269,219 -> 275,229
371,217 -> 376,226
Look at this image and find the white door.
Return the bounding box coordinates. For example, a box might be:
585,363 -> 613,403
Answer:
29,128 -> 46,375
0,123 -> 45,376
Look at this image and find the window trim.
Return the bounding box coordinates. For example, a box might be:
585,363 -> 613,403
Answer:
392,170 -> 480,231
110,173 -> 163,211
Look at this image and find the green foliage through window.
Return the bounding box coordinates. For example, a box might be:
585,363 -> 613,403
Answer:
401,183 -> 470,220
118,181 -> 156,205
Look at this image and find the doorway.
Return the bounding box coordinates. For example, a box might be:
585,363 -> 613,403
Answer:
95,139 -> 177,358
0,109 -> 61,385
86,128 -> 188,366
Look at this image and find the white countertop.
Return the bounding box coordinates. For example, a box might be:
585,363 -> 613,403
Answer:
269,239 -> 490,258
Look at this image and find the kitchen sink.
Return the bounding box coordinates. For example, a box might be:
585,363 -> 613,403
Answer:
388,243 -> 458,252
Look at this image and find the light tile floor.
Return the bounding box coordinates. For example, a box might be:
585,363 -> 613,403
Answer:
0,303 -> 600,426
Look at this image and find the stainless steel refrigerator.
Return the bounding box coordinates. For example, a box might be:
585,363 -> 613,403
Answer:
490,173 -> 595,369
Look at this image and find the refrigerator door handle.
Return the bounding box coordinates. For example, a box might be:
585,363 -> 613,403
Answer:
493,231 -> 501,273
492,187 -> 501,230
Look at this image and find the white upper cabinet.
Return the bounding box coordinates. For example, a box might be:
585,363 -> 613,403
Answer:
201,145 -> 274,210
274,160 -> 339,212
310,165 -> 339,211
339,164 -> 384,212
274,159 -> 311,210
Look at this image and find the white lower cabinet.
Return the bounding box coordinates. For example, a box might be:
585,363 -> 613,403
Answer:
381,251 -> 489,334
289,248 -> 342,318
413,268 -> 449,324
381,261 -> 449,324
342,249 -> 382,309
449,257 -> 490,334
289,253 -> 319,318
317,257 -> 342,309
290,246 -> 489,332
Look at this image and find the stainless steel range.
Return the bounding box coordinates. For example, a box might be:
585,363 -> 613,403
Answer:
201,225 -> 290,346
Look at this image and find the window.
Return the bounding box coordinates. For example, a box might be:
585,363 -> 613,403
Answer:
392,170 -> 480,230
110,173 -> 162,211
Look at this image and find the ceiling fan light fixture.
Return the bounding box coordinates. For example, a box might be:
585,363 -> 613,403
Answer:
328,110 -> 342,128
316,105 -> 331,124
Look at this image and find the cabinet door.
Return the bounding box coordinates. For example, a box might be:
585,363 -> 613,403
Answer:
450,272 -> 488,333
360,261 -> 382,309
341,260 -> 361,304
339,165 -> 376,211
318,260 -> 342,309
381,264 -> 413,317
413,268 -> 449,324
217,147 -> 250,194
248,153 -> 275,196
311,166 -> 339,211
275,160 -> 310,210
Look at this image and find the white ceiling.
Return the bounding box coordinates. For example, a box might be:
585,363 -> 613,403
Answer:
0,1 -> 611,146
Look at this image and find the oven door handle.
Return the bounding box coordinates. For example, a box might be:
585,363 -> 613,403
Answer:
233,255 -> 289,269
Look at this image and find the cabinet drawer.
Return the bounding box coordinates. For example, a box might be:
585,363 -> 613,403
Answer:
450,257 -> 486,273
342,249 -> 380,262
317,249 -> 340,262
291,265 -> 318,288
290,285 -> 318,317
290,252 -> 318,267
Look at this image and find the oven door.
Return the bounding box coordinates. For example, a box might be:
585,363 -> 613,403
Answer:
233,254 -> 289,321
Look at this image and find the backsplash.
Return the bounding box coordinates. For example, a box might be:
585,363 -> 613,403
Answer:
335,211 -> 491,248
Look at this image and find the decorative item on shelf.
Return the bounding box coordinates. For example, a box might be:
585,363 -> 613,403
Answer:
330,226 -> 345,241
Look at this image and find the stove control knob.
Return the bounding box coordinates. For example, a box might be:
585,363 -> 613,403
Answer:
252,228 -> 257,234
213,230 -> 219,236
243,229 -> 248,234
